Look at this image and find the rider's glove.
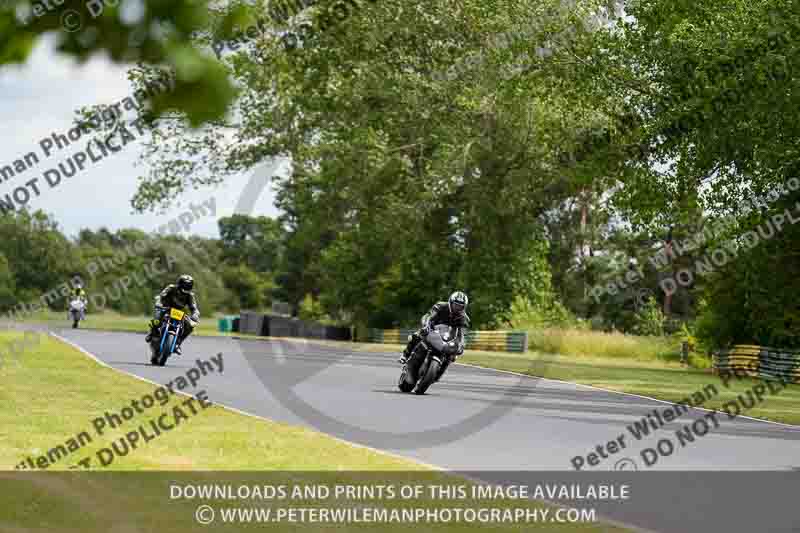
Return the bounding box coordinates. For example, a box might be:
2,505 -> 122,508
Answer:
189,312 -> 200,327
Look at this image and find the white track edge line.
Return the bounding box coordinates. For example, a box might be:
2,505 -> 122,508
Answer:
50,331 -> 203,403
453,361 -> 800,430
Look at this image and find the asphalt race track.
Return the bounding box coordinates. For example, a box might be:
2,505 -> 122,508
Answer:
52,329 -> 800,533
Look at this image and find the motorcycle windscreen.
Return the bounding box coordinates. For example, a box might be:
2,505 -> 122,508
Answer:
427,331 -> 446,352
433,325 -> 457,355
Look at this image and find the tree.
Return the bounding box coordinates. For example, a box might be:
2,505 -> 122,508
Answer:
0,211 -> 76,305
218,214 -> 285,273
0,0 -> 245,125
0,253 -> 17,310
128,0 -> 624,326
298,293 -> 325,322
221,264 -> 274,311
591,0 -> 800,226
591,0 -> 800,343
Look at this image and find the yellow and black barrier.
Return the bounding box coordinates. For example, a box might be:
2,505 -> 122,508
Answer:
713,344 -> 800,382
361,328 -> 528,353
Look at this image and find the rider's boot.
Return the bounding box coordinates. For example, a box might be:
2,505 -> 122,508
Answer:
398,349 -> 410,364
145,320 -> 159,343
174,326 -> 192,356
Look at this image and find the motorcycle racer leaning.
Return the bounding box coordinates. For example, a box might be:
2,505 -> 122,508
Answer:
145,274 -> 200,356
399,291 -> 470,364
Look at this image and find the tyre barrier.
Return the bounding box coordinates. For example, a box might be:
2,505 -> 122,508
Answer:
713,344 -> 800,382
361,328 -> 529,353
234,311 -> 352,341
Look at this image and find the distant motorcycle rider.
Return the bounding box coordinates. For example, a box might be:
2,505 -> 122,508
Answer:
145,274 -> 200,356
399,291 -> 470,364
70,282 -> 87,302
68,282 -> 88,319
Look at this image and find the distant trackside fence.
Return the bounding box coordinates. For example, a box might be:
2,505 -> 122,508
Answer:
713,345 -> 800,382
219,314 -> 528,353
360,329 -> 528,353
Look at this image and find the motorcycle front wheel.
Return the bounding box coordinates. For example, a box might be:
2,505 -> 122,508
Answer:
398,366 -> 415,393
156,332 -> 175,367
414,358 -> 440,395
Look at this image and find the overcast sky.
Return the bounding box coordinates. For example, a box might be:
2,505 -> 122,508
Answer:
0,35 -> 283,240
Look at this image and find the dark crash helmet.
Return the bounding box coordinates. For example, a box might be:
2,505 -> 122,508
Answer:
448,291 -> 468,318
177,274 -> 194,295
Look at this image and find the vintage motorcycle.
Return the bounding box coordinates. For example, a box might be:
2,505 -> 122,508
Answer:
150,306 -> 185,367
398,324 -> 460,395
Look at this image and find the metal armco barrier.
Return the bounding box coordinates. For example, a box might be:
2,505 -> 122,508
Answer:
713,344 -> 800,382
362,329 -> 529,353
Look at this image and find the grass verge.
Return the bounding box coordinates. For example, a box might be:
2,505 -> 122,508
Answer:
20,309 -> 226,336
0,331 -> 419,471
527,327 -> 686,364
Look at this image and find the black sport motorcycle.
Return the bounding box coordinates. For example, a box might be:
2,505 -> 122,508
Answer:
398,324 -> 459,395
